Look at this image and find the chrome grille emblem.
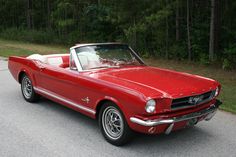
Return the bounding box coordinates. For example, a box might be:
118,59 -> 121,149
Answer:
188,95 -> 204,105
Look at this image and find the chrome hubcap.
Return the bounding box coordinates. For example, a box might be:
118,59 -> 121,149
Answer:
102,106 -> 124,140
22,77 -> 32,99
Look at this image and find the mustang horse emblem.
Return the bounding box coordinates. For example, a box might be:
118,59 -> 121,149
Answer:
189,95 -> 204,105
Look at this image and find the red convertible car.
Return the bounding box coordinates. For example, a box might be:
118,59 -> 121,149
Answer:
8,43 -> 222,146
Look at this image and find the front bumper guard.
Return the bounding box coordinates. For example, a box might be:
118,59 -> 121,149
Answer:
130,100 -> 222,128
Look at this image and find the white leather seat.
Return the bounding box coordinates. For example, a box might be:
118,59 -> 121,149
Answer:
27,54 -> 47,63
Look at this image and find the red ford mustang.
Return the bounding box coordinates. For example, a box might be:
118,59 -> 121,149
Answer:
8,43 -> 222,146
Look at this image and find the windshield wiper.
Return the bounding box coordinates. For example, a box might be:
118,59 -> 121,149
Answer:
89,65 -> 120,70
116,60 -> 139,66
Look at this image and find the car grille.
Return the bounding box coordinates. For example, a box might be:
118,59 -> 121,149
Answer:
171,91 -> 214,110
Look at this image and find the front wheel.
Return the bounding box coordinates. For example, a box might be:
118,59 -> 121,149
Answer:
21,74 -> 40,102
99,102 -> 133,146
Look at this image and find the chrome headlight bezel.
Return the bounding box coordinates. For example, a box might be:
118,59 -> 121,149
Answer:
215,87 -> 219,97
145,99 -> 156,113
211,86 -> 220,98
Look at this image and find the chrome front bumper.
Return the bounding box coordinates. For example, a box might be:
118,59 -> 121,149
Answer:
130,100 -> 222,127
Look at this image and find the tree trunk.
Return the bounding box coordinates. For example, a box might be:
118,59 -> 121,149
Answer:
209,0 -> 215,61
133,18 -> 137,49
176,0 -> 180,41
214,0 -> 220,59
209,0 -> 220,61
47,0 -> 51,29
165,0 -> 169,59
97,0 -> 101,5
27,0 -> 33,29
31,0 -> 34,29
187,0 -> 192,61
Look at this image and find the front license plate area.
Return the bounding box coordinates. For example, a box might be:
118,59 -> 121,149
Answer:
205,111 -> 217,121
187,118 -> 198,126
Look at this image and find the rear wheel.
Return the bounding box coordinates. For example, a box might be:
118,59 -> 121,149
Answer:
99,102 -> 133,146
21,74 -> 40,102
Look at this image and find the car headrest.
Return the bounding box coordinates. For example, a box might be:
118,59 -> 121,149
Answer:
27,54 -> 47,63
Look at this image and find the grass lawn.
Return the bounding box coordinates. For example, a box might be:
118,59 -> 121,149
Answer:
0,39 -> 235,114
0,39 -> 67,57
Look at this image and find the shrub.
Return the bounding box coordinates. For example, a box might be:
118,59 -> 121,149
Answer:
169,43 -> 186,60
222,44 -> 236,70
0,28 -> 57,44
199,53 -> 210,65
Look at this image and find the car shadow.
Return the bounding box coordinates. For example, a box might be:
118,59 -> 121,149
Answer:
38,97 -> 98,127
122,125 -> 216,155
37,97 -> 216,152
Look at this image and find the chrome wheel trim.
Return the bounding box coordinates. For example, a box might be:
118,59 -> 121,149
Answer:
102,106 -> 124,140
22,76 -> 32,99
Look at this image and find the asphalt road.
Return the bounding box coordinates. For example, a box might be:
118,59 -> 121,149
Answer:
0,60 -> 236,157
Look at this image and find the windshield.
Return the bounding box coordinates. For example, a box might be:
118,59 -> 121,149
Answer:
75,44 -> 143,70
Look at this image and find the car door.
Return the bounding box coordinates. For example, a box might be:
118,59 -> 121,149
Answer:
34,63 -> 96,115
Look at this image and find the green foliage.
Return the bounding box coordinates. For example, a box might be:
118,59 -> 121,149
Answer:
81,4 -> 116,42
169,43 -> 186,60
0,28 -> 57,44
222,44 -> 236,70
199,53 -> 210,65
222,59 -> 232,70
0,0 -> 235,70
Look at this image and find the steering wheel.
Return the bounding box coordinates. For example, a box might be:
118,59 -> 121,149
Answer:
117,58 -> 127,62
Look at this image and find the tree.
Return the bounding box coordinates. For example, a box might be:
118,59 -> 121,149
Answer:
186,0 -> 192,61
27,0 -> 33,29
209,0 -> 220,61
176,0 -> 180,41
47,0 -> 52,29
0,0 -> 235,68
165,0 -> 169,59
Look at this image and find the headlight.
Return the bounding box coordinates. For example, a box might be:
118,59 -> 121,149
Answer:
145,99 -> 156,113
215,87 -> 219,97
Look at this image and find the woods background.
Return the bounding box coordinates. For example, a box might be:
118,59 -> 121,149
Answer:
0,0 -> 235,69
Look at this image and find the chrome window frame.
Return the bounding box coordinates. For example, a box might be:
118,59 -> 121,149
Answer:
69,48 -> 83,71
69,43 -> 146,72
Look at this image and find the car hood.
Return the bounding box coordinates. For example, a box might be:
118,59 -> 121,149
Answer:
88,66 -> 218,99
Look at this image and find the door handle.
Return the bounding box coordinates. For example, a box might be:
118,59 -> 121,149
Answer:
33,60 -> 45,71
37,63 -> 45,71
39,66 -> 45,71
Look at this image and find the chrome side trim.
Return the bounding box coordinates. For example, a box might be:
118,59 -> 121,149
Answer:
130,103 -> 220,127
34,87 -> 96,115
